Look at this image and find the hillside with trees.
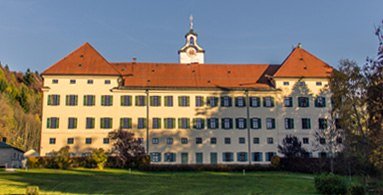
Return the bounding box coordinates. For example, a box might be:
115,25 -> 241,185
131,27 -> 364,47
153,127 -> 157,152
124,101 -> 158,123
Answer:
0,64 -> 42,152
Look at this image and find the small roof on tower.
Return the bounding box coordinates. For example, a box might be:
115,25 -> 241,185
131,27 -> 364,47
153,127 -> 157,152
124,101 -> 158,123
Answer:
274,44 -> 333,78
42,42 -> 120,75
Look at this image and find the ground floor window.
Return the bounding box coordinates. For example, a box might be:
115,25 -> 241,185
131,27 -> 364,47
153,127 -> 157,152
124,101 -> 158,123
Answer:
237,152 -> 248,162
150,152 -> 161,162
196,152 -> 203,164
164,152 -> 176,162
265,152 -> 276,161
222,152 -> 234,162
252,152 -> 263,162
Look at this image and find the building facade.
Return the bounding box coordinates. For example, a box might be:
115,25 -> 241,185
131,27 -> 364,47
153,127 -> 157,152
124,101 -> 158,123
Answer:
40,26 -> 333,164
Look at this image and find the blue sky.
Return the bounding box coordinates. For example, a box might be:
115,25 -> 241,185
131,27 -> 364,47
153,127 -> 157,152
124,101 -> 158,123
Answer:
0,0 -> 382,72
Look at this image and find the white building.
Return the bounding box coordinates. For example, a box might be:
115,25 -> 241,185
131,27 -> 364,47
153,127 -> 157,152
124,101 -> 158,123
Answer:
40,22 -> 333,164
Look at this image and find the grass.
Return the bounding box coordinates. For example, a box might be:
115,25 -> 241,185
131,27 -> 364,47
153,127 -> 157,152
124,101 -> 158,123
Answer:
0,168 -> 318,194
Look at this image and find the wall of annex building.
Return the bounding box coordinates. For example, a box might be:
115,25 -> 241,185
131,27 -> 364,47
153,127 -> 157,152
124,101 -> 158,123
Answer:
40,75 -> 332,164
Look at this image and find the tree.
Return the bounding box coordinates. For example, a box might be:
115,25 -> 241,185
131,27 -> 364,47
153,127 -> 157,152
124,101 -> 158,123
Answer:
365,20 -> 383,171
90,148 -> 108,170
278,135 -> 307,158
312,109 -> 344,173
108,128 -> 146,168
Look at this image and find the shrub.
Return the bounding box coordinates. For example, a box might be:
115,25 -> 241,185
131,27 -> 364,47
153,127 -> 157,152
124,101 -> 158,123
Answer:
26,186 -> 39,195
271,156 -> 281,168
54,146 -> 72,169
348,184 -> 365,195
27,157 -> 39,168
90,148 -> 107,170
314,173 -> 347,195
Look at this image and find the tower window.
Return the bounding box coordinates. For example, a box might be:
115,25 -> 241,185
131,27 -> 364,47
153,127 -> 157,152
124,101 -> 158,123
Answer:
190,37 -> 195,45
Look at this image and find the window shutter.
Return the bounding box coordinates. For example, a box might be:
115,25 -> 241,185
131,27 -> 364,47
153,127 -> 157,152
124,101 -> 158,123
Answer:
178,118 -> 182,128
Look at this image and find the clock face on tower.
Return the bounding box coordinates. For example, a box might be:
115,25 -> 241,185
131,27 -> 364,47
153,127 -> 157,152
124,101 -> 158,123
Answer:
187,48 -> 196,57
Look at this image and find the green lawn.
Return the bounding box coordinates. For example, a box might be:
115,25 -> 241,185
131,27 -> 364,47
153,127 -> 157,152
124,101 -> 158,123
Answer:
0,168 -> 318,194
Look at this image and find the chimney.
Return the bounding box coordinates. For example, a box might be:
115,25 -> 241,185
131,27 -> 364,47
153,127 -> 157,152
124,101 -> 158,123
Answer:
2,137 -> 6,143
132,57 -> 137,64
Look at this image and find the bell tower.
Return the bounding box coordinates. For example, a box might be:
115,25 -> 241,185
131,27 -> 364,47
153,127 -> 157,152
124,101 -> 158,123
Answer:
178,15 -> 205,64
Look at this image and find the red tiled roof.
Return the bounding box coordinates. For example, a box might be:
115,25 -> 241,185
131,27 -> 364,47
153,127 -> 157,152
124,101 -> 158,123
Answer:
42,43 -> 333,89
42,43 -> 120,75
274,47 -> 333,78
113,62 -> 274,89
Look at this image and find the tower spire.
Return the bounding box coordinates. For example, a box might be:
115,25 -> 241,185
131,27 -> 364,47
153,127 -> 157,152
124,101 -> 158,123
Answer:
189,15 -> 194,30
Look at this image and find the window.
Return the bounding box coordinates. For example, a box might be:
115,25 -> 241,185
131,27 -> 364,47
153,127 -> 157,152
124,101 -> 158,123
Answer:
181,138 -> 188,144
207,118 -> 219,129
47,95 -> 60,106
137,118 -> 147,129
150,96 -> 161,106
283,81 -> 289,86
224,137 -> 231,144
66,95 -> 78,106
318,118 -> 328,129
193,118 -> 205,129
250,118 -> 261,129
47,117 -> 59,129
196,137 -> 202,144
86,117 -> 95,129
250,97 -> 260,107
120,118 -> 132,129
164,118 -> 175,129
267,137 -> 274,144
67,138 -> 74,144
266,118 -> 275,129
150,152 -> 161,162
195,96 -> 204,107
87,79 -> 93,84
207,96 -> 218,107
222,118 -> 233,129
315,96 -> 326,107
284,97 -> 293,107
239,137 -> 246,144
220,96 -> 232,107
320,138 -> 326,144
164,153 -> 176,162
263,96 -> 274,107
121,95 -> 132,106
138,138 -> 144,144
253,137 -> 260,144
103,138 -> 109,144
302,118 -> 311,129
152,138 -> 159,144
222,152 -> 234,162
83,95 -> 95,106
70,79 -> 76,84
236,118 -> 247,129
298,97 -> 309,107
164,96 -> 173,107
235,96 -> 246,107
152,118 -> 161,129
101,95 -> 113,106
166,138 -> 173,145
237,152 -> 248,162
316,81 -> 322,86
100,117 -> 113,129
52,79 -> 58,84
335,119 -> 342,129
49,138 -> 56,144
210,137 -> 217,144
178,96 -> 190,107
104,80 -> 111,84
196,153 -> 203,164
285,118 -> 294,129
265,152 -> 276,161
319,152 -> 327,158
303,137 -> 309,144
252,152 -> 263,162
135,96 -> 147,106
298,81 -> 305,86
85,138 -> 92,144
210,153 -> 218,164
336,137 -> 343,144
68,117 -> 77,129
178,118 -> 190,129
